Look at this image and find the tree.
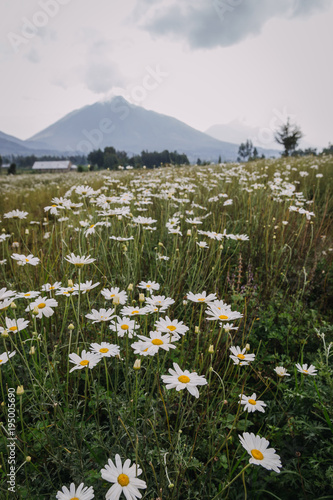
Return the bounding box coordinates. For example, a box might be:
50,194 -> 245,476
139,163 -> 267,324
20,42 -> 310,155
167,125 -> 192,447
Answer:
8,163 -> 16,175
275,118 -> 303,157
237,140 -> 253,162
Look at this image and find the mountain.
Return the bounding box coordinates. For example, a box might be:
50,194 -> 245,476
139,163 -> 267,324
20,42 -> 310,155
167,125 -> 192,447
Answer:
0,130 -> 62,156
27,97 -> 277,162
205,119 -> 281,155
1,98 -> 280,161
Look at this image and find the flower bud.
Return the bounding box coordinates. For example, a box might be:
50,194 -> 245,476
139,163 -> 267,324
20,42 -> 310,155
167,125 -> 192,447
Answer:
139,293 -> 145,303
25,229 -> 29,235
25,456 -> 32,462
195,326 -> 199,334
208,344 -> 214,354
112,295 -> 120,305
133,359 -> 141,370
187,229 -> 192,236
1,330 -> 9,338
68,279 -> 73,287
68,324 -> 75,330
245,343 -> 250,352
10,302 -> 17,309
29,346 -> 35,355
127,283 -> 133,291
32,306 -> 39,316
16,385 -> 24,396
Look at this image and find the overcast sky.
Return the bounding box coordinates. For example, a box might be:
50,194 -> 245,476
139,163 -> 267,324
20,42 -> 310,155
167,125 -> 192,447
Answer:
0,0 -> 332,148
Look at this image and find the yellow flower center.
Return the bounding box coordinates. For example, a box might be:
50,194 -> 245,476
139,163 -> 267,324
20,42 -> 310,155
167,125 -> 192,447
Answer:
197,298 -> 205,302
70,497 -> 79,500
0,359 -> 2,363
100,348 -> 109,353
178,375 -> 190,384
9,326 -> 18,331
131,310 -> 139,314
89,224 -> 95,228
251,449 -> 264,460
110,294 -> 115,297
52,204 -> 57,207
237,353 -> 245,360
303,370 -> 308,373
25,258 -> 29,262
50,286 -> 55,290
143,348 -> 149,352
248,399 -> 256,405
38,303 -> 46,309
219,314 -> 229,320
146,285 -> 151,288
25,293 -> 31,296
167,325 -> 176,331
121,324 -> 129,330
118,473 -> 130,486
80,360 -> 89,366
152,338 -> 163,345
75,263 -> 84,267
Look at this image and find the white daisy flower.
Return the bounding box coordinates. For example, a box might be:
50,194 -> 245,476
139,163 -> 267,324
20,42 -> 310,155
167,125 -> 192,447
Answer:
4,210 -> 28,219
90,342 -> 120,358
101,287 -> 128,304
109,236 -> 134,241
274,366 -> 290,377
137,280 -> 160,293
79,280 -> 100,294
196,241 -> 209,248
41,282 -> 62,292
239,432 -> 282,473
145,295 -> 175,311
161,363 -> 207,398
109,317 -> 140,338
16,291 -> 41,299
187,291 -> 217,303
154,316 -> 189,338
0,317 -> 29,334
101,454 -> 147,500
64,253 -> 96,267
85,308 -> 115,323
295,363 -> 317,376
56,286 -> 79,297
25,297 -> 58,318
119,306 -> 148,317
229,346 -> 255,365
0,350 -> 16,366
240,393 -> 267,413
132,216 -> 157,226
11,253 -> 40,266
133,330 -> 177,355
56,482 -> 94,500
69,350 -> 101,372
0,288 -> 16,301
206,305 -> 243,322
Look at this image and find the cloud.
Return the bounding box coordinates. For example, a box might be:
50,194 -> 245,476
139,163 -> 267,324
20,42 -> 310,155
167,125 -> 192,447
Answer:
140,0 -> 332,49
80,39 -> 128,93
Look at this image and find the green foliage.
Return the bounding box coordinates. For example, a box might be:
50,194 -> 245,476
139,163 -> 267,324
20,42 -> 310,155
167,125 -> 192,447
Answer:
0,155 -> 332,499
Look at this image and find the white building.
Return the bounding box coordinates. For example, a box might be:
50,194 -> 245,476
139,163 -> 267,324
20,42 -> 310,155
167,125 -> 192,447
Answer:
32,160 -> 73,173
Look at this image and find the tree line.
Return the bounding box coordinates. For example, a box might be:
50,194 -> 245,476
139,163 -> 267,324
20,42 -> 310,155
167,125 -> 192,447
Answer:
87,148 -> 189,170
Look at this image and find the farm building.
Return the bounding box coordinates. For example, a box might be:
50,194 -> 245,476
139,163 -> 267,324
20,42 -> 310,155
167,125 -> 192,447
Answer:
32,160 -> 76,173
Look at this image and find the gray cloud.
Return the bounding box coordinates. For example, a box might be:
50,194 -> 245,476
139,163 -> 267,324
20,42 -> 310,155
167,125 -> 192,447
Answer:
81,39 -> 128,93
141,0 -> 332,49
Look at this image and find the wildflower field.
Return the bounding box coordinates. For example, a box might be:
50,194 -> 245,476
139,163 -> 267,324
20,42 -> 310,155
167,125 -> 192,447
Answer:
0,156 -> 332,499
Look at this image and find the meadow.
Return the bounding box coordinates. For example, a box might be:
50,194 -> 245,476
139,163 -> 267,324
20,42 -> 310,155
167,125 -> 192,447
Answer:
0,156 -> 332,499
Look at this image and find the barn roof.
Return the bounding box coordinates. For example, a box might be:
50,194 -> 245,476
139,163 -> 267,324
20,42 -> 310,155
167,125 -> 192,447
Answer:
32,161 -> 71,170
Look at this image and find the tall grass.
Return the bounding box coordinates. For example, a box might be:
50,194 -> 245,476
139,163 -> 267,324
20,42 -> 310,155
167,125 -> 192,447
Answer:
0,156 -> 332,499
